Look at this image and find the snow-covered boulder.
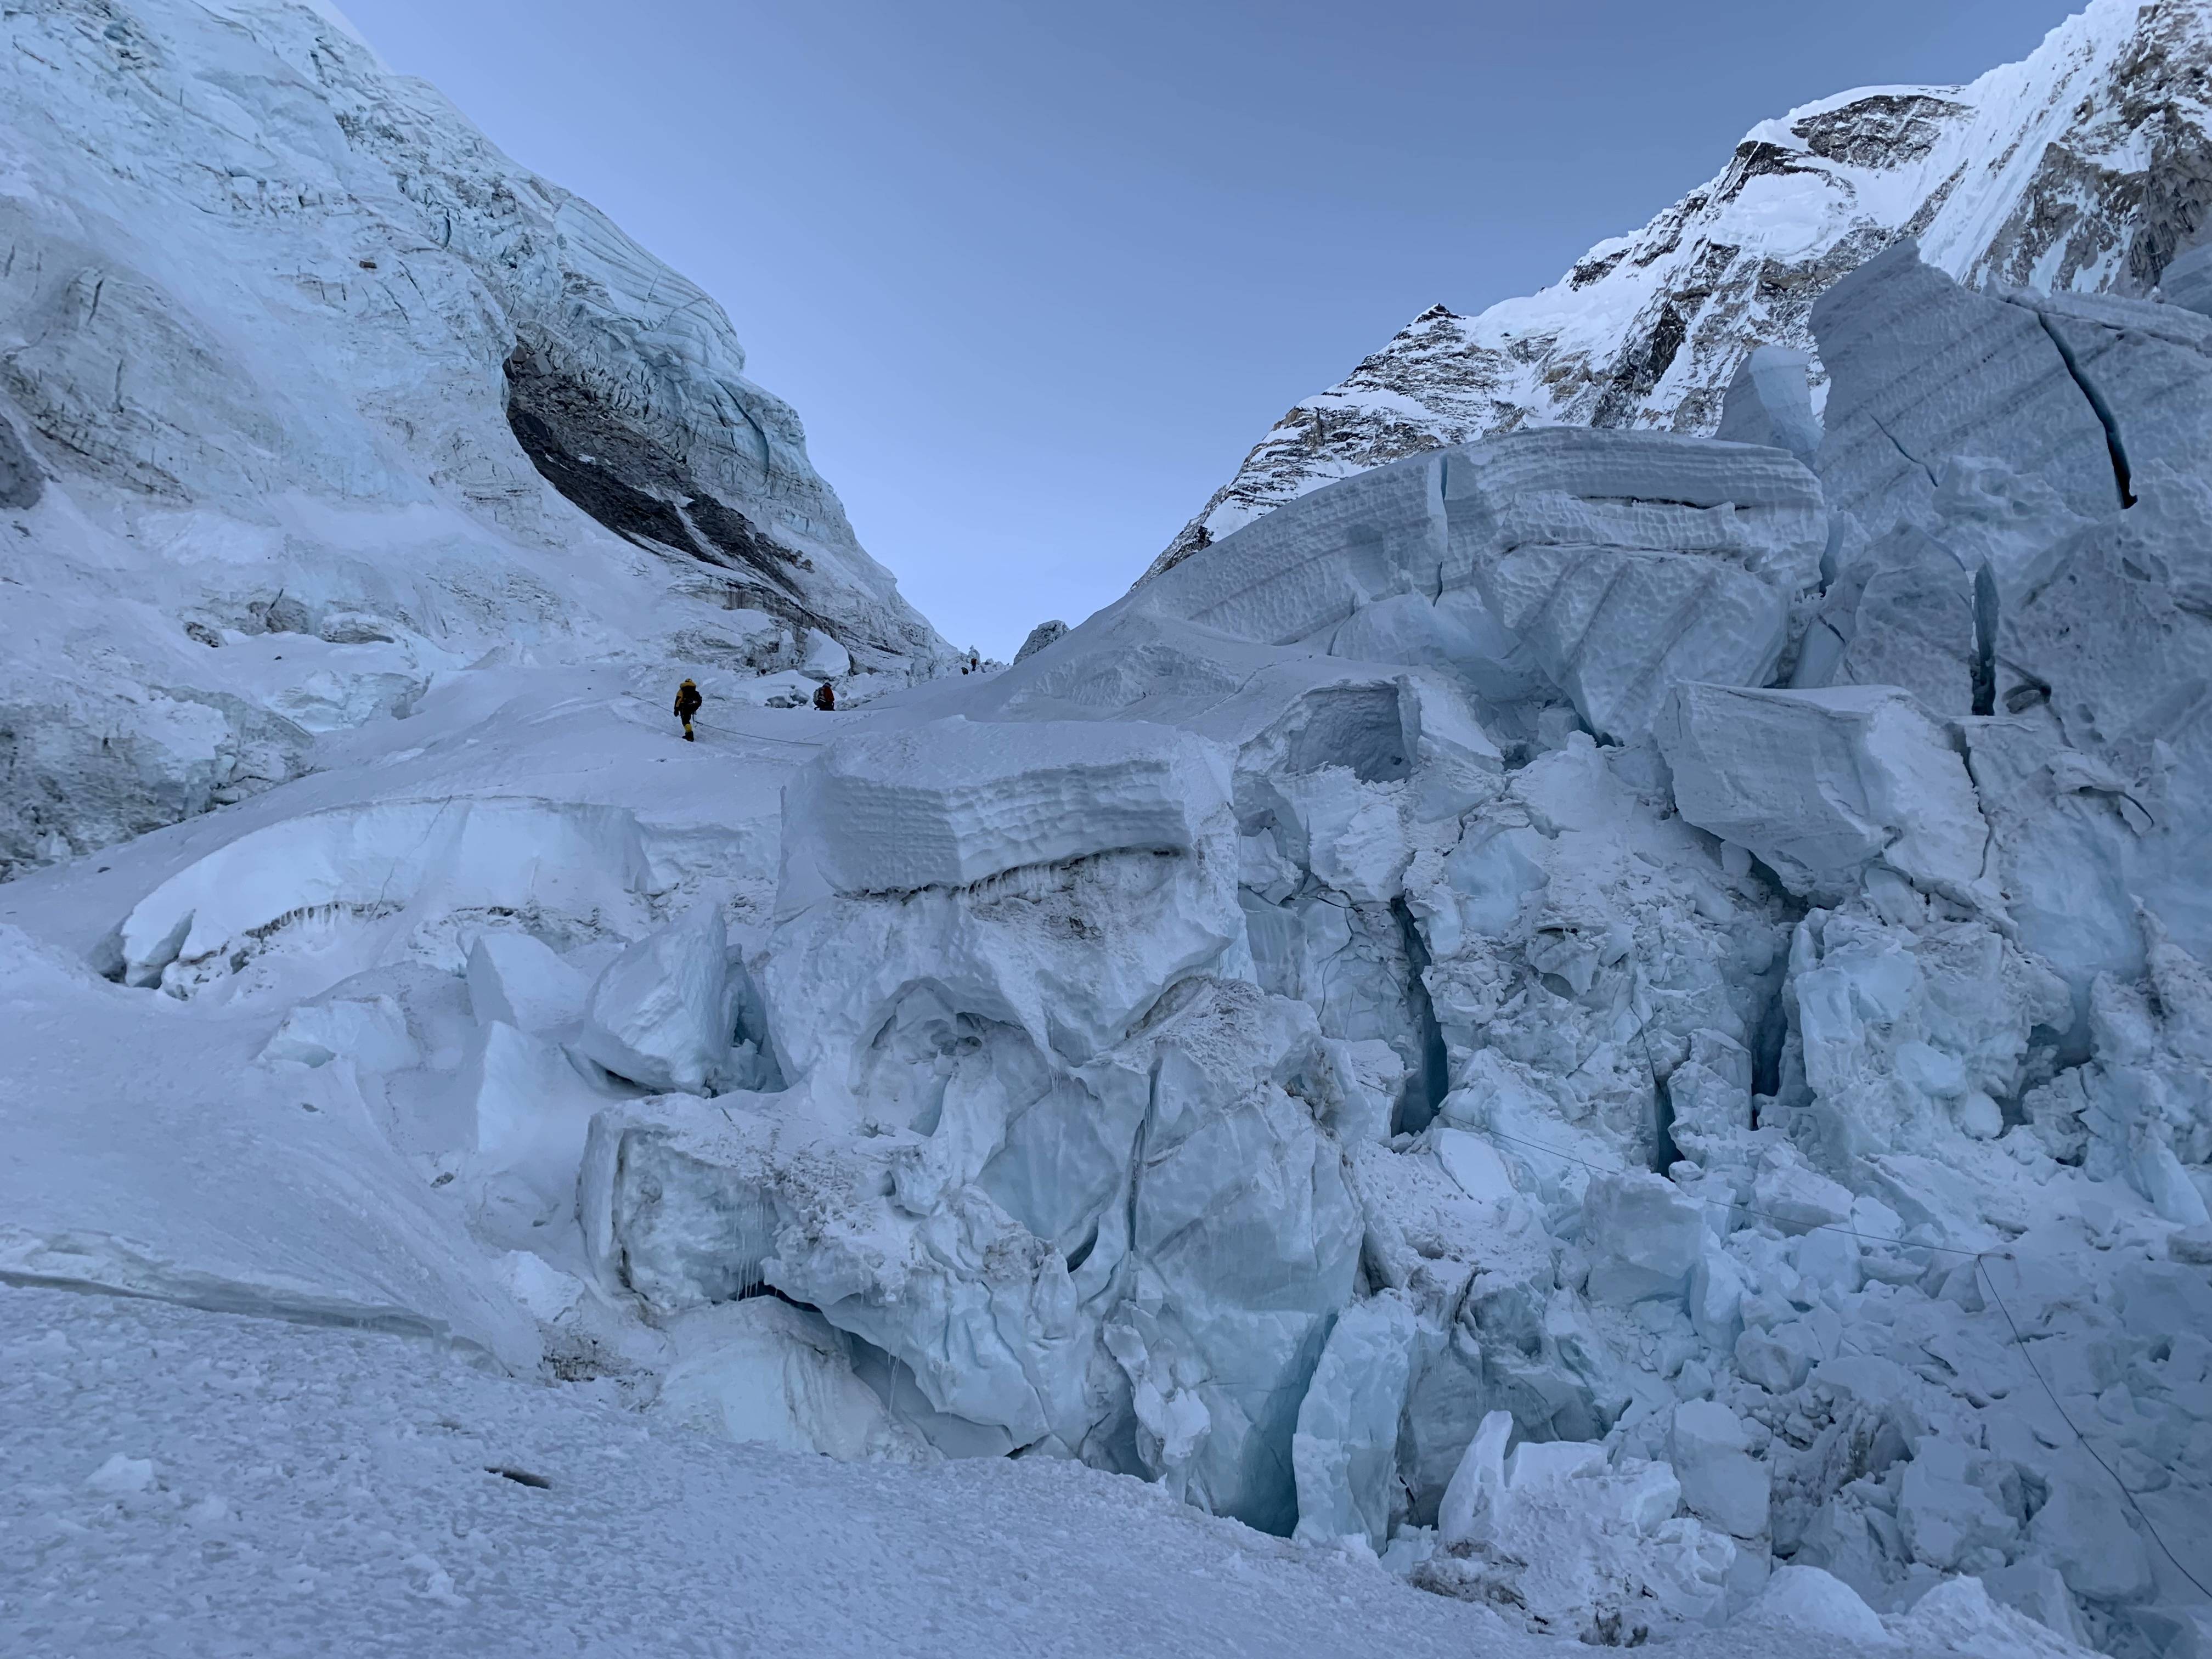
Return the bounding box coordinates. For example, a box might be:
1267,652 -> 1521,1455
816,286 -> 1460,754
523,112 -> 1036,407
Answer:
465,932 -> 589,1034
1737,1564 -> 1889,1642
577,902 -> 733,1096
1656,682 -> 1995,909
1013,620 -> 1069,663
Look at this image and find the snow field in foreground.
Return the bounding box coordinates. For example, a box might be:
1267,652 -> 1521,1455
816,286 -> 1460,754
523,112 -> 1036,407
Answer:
8,1290 -> 1433,1657
0,1284 -> 1916,1659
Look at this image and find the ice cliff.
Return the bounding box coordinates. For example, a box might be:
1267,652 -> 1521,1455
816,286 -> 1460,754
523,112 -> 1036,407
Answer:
0,0 -> 953,881
1153,0 -> 2212,580
10,223 -> 2209,1654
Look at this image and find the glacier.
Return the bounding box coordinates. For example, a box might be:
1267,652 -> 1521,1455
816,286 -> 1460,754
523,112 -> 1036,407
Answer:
10,228 -> 2210,1656
5,1 -> 2212,1656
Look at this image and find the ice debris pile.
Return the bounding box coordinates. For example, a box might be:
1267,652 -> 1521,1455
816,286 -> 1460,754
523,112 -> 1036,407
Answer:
0,0 -> 951,882
13,234 -> 2207,1655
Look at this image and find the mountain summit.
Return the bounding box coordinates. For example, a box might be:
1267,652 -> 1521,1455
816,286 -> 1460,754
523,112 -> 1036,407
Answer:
1151,0 -> 2212,579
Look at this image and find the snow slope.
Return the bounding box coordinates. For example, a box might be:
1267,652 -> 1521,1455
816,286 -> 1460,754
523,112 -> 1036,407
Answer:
0,0 -> 953,882
7,1282 -> 2033,1659
1152,0 -> 2212,578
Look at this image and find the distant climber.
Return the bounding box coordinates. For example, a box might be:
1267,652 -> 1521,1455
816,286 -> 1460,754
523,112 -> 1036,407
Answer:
812,681 -> 836,712
674,678 -> 702,740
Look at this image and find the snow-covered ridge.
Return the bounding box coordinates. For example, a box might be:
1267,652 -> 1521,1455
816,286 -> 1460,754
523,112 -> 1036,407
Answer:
0,0 -> 953,880
1150,0 -> 2212,578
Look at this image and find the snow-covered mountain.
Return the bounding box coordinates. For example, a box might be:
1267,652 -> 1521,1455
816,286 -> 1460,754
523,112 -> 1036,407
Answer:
12,225 -> 2211,1653
8,3 -> 2212,1656
1151,0 -> 2212,579
0,0 -> 953,880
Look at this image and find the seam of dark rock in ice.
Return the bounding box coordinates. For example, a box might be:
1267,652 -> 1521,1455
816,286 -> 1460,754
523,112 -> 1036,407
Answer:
2020,303 -> 2137,509
1864,410 -> 1940,490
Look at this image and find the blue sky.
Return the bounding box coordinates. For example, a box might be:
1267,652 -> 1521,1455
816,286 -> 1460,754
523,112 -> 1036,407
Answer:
342,0 -> 2084,658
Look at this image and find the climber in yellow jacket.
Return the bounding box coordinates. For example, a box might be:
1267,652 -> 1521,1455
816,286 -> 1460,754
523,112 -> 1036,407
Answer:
674,678 -> 702,741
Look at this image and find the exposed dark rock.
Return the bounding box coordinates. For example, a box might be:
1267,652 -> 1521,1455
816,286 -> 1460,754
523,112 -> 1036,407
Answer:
1791,94 -> 1970,168
1716,140 -> 1819,204
502,340 -> 839,641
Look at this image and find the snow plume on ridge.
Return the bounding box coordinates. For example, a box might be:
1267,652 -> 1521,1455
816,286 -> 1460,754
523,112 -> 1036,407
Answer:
1150,0 -> 2209,580
0,0 -> 954,879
